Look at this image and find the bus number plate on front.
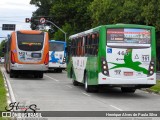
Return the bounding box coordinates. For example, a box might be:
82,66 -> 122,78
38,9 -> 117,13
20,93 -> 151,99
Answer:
124,72 -> 133,76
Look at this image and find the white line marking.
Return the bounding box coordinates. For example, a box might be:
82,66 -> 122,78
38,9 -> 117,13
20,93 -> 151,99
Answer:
82,92 -> 91,97
66,85 -> 72,88
44,74 -> 59,82
110,105 -> 123,111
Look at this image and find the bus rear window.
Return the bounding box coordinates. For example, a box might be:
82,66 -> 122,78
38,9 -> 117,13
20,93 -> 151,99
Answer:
107,28 -> 151,47
49,42 -> 64,51
17,32 -> 44,51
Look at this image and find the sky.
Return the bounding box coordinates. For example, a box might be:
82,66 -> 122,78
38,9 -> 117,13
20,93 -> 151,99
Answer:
0,0 -> 37,43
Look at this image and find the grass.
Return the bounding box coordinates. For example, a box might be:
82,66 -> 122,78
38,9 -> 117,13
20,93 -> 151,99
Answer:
149,80 -> 160,93
0,68 -> 10,120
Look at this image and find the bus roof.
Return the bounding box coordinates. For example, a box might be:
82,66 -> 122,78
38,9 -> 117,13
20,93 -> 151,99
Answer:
69,26 -> 102,39
17,30 -> 43,34
69,24 -> 154,39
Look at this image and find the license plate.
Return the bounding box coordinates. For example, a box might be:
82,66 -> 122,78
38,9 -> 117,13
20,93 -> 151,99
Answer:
124,72 -> 133,76
31,53 -> 41,58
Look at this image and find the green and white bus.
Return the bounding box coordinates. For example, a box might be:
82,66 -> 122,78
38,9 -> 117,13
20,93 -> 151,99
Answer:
67,24 -> 156,93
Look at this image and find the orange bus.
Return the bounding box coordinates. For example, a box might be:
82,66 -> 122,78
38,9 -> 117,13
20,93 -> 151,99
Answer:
4,30 -> 49,78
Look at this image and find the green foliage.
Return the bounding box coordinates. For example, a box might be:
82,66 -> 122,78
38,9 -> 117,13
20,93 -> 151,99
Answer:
30,0 -> 54,30
89,0 -> 160,31
150,80 -> 160,93
53,23 -> 75,42
0,70 -> 8,111
30,0 -> 54,15
0,40 -> 5,57
30,0 -> 93,38
30,0 -> 160,38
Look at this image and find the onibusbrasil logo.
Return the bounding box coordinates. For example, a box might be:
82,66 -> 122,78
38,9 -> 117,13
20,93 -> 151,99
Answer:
2,102 -> 44,118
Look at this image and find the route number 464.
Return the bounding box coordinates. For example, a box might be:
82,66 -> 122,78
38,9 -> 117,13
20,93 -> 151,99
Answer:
117,51 -> 128,56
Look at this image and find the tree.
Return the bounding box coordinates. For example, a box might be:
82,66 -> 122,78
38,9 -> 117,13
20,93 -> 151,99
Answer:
0,40 -> 6,57
53,23 -> 75,42
88,0 -> 160,31
30,0 -> 54,30
30,0 -> 94,38
49,0 -> 93,32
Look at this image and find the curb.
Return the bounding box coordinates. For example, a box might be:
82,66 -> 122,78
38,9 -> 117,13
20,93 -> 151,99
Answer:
1,67 -> 16,103
140,88 -> 160,95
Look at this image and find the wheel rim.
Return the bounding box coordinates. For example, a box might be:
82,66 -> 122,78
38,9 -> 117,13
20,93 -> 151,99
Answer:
85,76 -> 88,90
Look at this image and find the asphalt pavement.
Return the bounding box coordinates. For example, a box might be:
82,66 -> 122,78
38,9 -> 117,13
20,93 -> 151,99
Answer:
1,67 -> 160,120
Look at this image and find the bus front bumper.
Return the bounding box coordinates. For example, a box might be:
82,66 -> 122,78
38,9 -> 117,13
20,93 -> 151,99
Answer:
11,63 -> 48,71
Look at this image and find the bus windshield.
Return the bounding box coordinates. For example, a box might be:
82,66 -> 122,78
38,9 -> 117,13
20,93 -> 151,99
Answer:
49,42 -> 64,51
107,28 -> 151,47
17,32 -> 44,51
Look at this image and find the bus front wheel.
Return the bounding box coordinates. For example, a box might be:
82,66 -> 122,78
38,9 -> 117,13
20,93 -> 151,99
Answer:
72,79 -> 79,86
121,87 -> 136,93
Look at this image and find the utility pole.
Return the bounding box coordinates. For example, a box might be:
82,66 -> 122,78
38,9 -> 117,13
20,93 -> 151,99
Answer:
26,17 -> 67,42
46,20 -> 67,42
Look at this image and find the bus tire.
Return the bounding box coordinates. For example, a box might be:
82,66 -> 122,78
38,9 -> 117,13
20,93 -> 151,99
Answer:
10,70 -> 14,78
34,74 -> 39,78
6,69 -> 9,74
72,79 -> 79,86
121,87 -> 136,93
84,74 -> 97,92
39,73 -> 43,78
15,74 -> 19,78
53,69 -> 58,73
70,68 -> 73,78
58,69 -> 62,73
